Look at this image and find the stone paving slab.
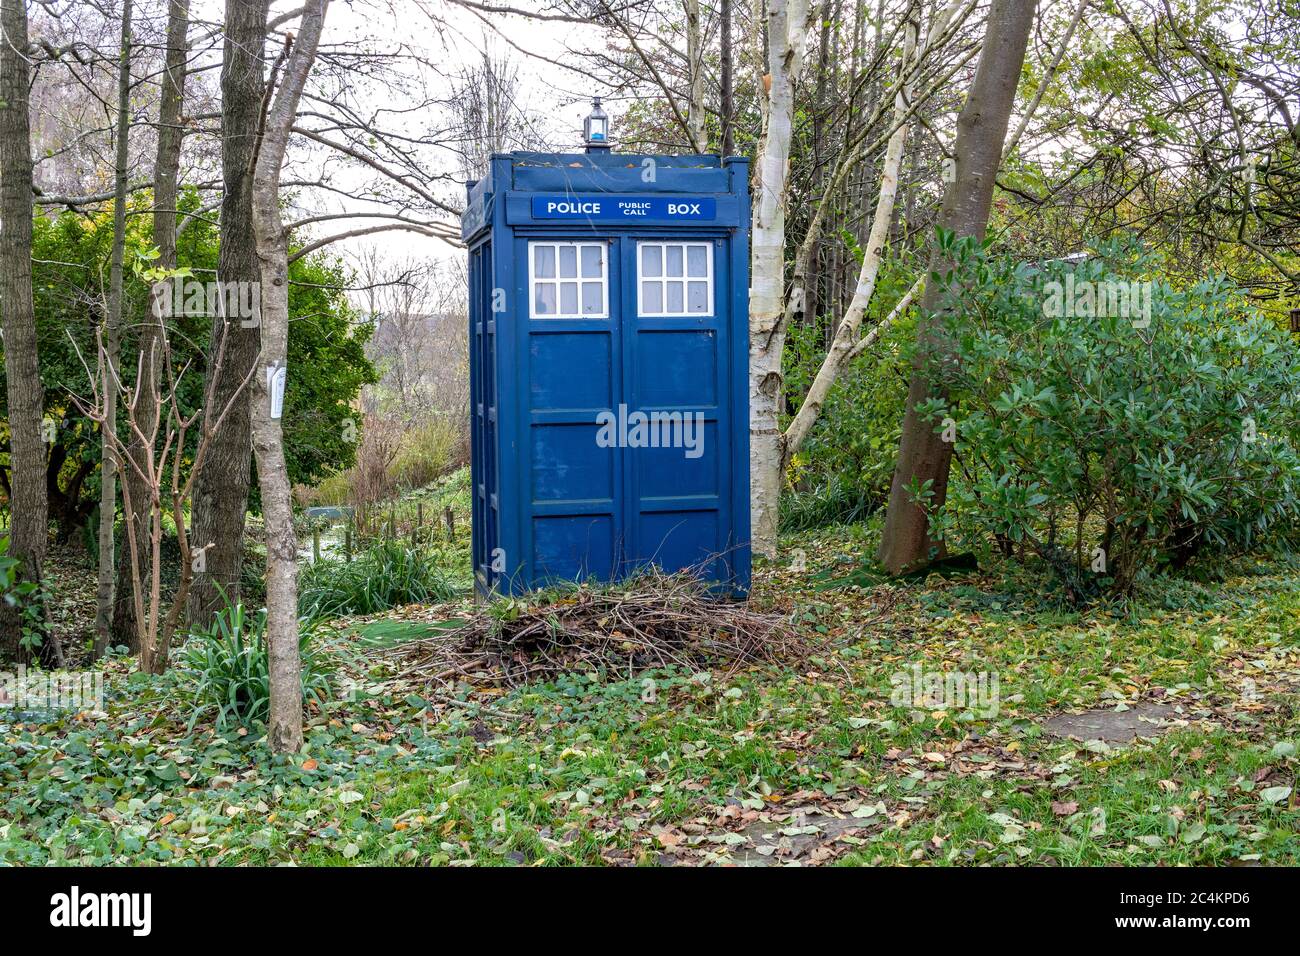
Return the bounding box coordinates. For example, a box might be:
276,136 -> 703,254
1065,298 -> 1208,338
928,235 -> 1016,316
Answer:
1041,701 -> 1179,742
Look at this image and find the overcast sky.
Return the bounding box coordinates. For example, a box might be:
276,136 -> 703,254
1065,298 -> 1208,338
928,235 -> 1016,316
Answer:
272,0 -> 609,269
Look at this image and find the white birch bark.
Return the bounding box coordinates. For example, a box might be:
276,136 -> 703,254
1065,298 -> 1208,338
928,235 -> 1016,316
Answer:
781,12 -> 919,462
748,0 -> 811,557
685,0 -> 707,152
749,0 -> 975,554
251,0 -> 330,753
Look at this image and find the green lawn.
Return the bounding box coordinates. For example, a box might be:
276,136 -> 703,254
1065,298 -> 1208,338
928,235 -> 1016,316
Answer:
2,520 -> 1297,866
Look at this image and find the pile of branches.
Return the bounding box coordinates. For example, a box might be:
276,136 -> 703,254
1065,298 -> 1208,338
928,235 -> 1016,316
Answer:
385,570 -> 803,688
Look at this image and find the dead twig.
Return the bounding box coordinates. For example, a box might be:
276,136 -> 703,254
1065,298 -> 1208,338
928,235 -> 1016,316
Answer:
378,569 -> 806,690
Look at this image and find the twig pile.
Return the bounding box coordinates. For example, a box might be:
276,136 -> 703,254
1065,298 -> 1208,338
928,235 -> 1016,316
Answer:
384,571 -> 803,688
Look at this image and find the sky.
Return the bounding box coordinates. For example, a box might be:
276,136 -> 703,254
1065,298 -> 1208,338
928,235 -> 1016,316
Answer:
280,0 -> 609,267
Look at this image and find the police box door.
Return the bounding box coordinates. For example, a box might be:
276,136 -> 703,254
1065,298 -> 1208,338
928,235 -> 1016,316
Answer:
521,234 -> 731,585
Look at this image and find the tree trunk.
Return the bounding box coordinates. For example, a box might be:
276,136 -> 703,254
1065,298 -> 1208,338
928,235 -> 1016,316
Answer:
112,0 -> 188,656
720,0 -> 734,156
782,8 -> 919,464
878,0 -> 1037,574
96,0 -> 133,650
684,0 -> 706,152
748,0 -> 812,557
0,0 -> 47,664
251,0 -> 330,754
187,0 -> 269,630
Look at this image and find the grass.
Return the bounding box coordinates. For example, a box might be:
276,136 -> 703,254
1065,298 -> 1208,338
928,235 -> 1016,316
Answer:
1,515 -> 1296,866
298,539 -> 463,618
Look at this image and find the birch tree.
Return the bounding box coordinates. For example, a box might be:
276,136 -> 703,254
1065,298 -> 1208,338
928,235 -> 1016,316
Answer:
748,0 -> 976,555
878,0 -> 1038,574
782,0 -> 971,466
250,0 -> 331,754
749,0 -> 812,557
685,0 -> 707,151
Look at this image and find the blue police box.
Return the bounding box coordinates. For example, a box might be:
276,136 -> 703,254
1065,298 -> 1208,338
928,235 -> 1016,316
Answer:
462,149 -> 751,597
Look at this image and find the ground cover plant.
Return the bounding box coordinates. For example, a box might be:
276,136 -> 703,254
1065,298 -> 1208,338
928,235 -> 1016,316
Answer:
3,502 -> 1296,867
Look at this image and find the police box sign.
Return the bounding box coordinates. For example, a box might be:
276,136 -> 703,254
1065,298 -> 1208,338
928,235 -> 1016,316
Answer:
531,194 -> 717,223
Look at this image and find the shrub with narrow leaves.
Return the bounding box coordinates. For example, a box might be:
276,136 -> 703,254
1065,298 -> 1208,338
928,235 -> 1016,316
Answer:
298,539 -> 458,618
180,602 -> 331,732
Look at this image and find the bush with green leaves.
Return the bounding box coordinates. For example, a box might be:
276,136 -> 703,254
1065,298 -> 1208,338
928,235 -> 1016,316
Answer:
0,538 -> 46,657
298,539 -> 458,618
180,602 -> 332,732
914,234 -> 1300,596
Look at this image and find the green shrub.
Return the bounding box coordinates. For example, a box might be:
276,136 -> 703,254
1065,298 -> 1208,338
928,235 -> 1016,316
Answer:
0,537 -> 46,656
298,539 -> 458,618
916,234 -> 1300,596
180,602 -> 331,732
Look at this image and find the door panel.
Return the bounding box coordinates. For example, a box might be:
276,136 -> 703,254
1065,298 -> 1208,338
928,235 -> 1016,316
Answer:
521,234 -> 732,586
624,237 -> 730,580
523,238 -> 621,585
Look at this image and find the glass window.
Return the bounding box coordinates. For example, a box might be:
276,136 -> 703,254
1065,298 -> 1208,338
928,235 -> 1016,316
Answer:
641,281 -> 662,314
529,242 -> 607,318
637,242 -> 712,316
642,245 -> 662,277
534,245 -> 555,278
666,245 -> 684,277
559,246 -> 577,278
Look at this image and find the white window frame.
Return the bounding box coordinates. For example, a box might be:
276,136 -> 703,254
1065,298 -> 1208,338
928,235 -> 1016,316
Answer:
636,241 -> 714,317
527,241 -> 609,319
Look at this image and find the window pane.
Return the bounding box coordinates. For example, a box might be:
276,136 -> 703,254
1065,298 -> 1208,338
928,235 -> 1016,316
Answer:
666,281 -> 684,313
559,282 -> 578,314
535,282 -> 556,315
687,245 -> 708,277
534,244 -> 555,278
666,245 -> 684,277
581,245 -> 603,277
558,246 -> 577,278
641,245 -> 662,277
687,281 -> 709,313
641,281 -> 662,314
581,282 -> 603,314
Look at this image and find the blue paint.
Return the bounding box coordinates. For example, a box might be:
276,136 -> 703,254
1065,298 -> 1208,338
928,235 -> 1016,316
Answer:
530,195 -> 718,223
463,152 -> 751,598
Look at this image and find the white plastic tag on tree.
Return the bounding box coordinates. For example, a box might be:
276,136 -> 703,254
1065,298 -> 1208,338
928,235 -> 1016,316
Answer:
267,364 -> 287,420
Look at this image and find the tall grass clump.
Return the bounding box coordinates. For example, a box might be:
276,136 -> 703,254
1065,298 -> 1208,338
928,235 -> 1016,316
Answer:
298,539 -> 458,618
780,477 -> 880,532
180,602 -> 331,732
